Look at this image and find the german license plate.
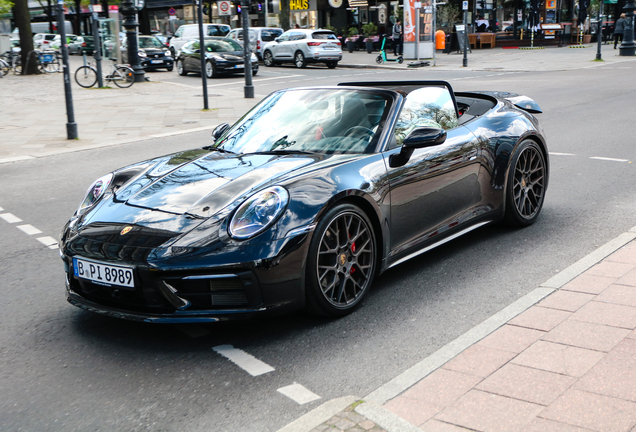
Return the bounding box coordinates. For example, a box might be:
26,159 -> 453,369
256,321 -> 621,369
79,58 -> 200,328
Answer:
73,257 -> 134,289
234,64 -> 244,69
324,46 -> 336,50
151,59 -> 163,64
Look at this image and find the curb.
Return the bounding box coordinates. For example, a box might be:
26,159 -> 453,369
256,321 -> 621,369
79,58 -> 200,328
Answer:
278,224 -> 636,432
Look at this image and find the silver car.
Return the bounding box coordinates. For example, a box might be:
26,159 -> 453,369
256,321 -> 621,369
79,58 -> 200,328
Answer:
262,29 -> 342,69
226,27 -> 283,60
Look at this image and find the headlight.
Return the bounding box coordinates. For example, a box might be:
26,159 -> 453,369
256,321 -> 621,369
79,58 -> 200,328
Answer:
251,53 -> 258,61
138,51 -> 147,57
77,173 -> 113,215
164,50 -> 171,57
229,186 -> 289,239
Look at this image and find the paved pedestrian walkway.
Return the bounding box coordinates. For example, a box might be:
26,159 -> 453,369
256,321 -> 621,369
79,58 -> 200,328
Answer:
279,227 -> 636,432
2,43 -> 635,164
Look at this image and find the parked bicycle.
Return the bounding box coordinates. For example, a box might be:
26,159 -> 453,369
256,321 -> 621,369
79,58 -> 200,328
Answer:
0,50 -> 22,76
74,58 -> 135,88
37,50 -> 61,73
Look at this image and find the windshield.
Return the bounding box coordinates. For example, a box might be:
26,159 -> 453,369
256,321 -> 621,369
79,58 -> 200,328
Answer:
212,89 -> 391,155
139,37 -> 165,48
205,39 -> 242,52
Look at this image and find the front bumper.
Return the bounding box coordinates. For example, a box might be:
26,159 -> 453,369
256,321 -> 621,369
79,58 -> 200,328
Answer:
140,58 -> 173,69
61,230 -> 312,323
216,62 -> 259,74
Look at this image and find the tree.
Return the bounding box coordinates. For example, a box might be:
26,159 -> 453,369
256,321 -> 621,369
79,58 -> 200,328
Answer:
0,0 -> 13,14
12,0 -> 39,74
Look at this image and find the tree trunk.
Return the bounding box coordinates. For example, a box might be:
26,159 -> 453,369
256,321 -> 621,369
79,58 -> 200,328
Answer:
74,0 -> 82,34
279,0 -> 289,30
12,0 -> 39,74
47,0 -> 54,33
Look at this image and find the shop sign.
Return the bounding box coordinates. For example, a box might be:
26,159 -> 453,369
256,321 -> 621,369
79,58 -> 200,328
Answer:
218,0 -> 231,15
290,0 -> 309,10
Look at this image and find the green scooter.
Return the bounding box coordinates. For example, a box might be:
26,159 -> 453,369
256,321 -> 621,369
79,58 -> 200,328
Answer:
375,37 -> 404,64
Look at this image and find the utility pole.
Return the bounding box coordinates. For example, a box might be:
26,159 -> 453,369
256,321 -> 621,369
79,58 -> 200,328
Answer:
56,0 -> 78,139
196,0 -> 209,109
241,0 -> 254,98
89,0 -> 103,87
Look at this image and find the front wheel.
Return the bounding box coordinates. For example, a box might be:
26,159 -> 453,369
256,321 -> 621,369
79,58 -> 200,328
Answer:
166,65 -> 174,72
294,51 -> 307,68
177,59 -> 187,76
503,140 -> 547,227
397,56 -> 404,64
305,203 -> 377,317
113,66 -> 134,88
205,61 -> 217,78
43,59 -> 60,73
74,66 -> 97,88
263,51 -> 274,67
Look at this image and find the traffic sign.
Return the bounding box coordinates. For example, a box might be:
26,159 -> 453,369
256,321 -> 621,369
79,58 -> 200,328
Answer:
218,0 -> 231,15
168,7 -> 176,15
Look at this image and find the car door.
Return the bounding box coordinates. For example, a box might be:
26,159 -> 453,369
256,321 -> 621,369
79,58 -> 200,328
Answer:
271,32 -> 291,59
383,87 -> 482,264
184,41 -> 200,72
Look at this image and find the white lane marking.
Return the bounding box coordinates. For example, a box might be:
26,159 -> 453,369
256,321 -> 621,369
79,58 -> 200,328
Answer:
590,156 -> 630,162
0,213 -> 22,223
549,152 -> 575,156
212,344 -> 275,376
0,206 -> 3,211
278,383 -> 321,405
17,224 -> 43,235
37,236 -> 58,247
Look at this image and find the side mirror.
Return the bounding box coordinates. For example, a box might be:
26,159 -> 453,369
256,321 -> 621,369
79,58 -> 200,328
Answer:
274,37 -> 280,43
389,127 -> 447,168
402,127 -> 447,149
212,123 -> 230,140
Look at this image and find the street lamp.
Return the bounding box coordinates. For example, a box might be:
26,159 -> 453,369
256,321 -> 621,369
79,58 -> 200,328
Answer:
620,0 -> 636,56
120,0 -> 146,82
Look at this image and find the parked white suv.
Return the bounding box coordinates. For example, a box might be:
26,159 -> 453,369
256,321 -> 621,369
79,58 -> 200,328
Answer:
226,27 -> 283,60
168,24 -> 230,56
262,29 -> 342,69
33,33 -> 57,49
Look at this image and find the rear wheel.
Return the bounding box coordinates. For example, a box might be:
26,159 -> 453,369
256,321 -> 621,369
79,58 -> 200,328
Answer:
113,66 -> 134,88
375,55 -> 383,64
305,203 -> 377,317
504,140 -> 546,226
263,51 -> 274,67
397,56 -> 404,64
74,66 -> 97,88
43,58 -> 60,73
326,61 -> 338,69
294,51 -> 307,68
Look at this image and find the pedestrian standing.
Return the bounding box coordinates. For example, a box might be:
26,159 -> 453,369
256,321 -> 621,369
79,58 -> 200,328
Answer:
392,20 -> 403,56
614,13 -> 626,49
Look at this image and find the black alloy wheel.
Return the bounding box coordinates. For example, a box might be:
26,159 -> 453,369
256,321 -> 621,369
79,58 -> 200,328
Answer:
504,140 -> 546,226
263,51 -> 274,67
294,51 -> 307,68
305,204 -> 376,317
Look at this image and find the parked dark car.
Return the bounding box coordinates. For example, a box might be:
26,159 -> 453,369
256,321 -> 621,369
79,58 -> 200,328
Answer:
121,35 -> 174,71
67,35 -> 94,55
176,37 -> 258,78
60,81 -> 548,323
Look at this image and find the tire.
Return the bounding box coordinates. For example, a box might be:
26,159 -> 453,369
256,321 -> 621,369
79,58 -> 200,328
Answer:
205,61 -> 217,78
326,61 -> 338,69
113,66 -> 134,88
0,59 -> 9,76
170,47 -> 176,58
263,50 -> 274,67
252,69 -> 258,76
294,51 -> 307,68
503,140 -> 547,227
397,56 -> 404,64
375,55 -> 383,64
43,59 -> 60,73
177,59 -> 187,76
305,203 -> 377,317
166,66 -> 174,72
74,66 -> 97,88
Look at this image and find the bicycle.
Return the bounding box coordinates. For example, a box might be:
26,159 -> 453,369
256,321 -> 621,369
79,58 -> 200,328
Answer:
0,50 -> 22,76
37,50 -> 61,73
74,58 -> 134,88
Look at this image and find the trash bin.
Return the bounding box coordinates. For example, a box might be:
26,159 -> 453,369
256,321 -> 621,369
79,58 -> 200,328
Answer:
436,30 -> 446,50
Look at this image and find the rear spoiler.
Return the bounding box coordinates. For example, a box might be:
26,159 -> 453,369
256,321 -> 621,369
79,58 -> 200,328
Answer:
470,91 -> 542,114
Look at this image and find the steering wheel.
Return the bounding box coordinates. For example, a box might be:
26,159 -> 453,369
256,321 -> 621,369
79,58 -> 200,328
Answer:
344,126 -> 374,141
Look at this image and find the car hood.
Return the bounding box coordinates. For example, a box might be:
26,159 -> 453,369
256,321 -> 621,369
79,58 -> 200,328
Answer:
207,51 -> 244,61
114,151 -> 353,219
140,47 -> 165,55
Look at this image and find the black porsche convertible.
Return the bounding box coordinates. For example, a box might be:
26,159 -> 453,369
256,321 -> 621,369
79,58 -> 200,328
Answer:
60,81 -> 548,322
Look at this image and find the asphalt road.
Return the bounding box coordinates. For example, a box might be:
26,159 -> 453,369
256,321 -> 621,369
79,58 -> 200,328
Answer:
1,62 -> 635,432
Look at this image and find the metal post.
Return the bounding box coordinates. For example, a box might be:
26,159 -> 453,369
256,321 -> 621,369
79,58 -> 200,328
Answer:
620,0 -> 636,55
121,0 -> 145,82
596,10 -> 603,59
242,0 -> 254,98
196,0 -> 209,109
415,5 -> 420,61
463,10 -> 468,67
90,0 -> 103,87
264,0 -> 268,27
56,0 -> 78,139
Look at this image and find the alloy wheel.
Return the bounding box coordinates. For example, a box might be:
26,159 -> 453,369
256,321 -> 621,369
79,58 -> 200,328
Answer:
512,145 -> 545,219
316,211 -> 375,308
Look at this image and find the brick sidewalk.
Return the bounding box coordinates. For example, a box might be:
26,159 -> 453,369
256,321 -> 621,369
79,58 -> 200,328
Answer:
294,230 -> 636,432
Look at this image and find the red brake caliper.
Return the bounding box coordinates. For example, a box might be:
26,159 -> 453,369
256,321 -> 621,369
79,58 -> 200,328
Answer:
350,242 -> 356,274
